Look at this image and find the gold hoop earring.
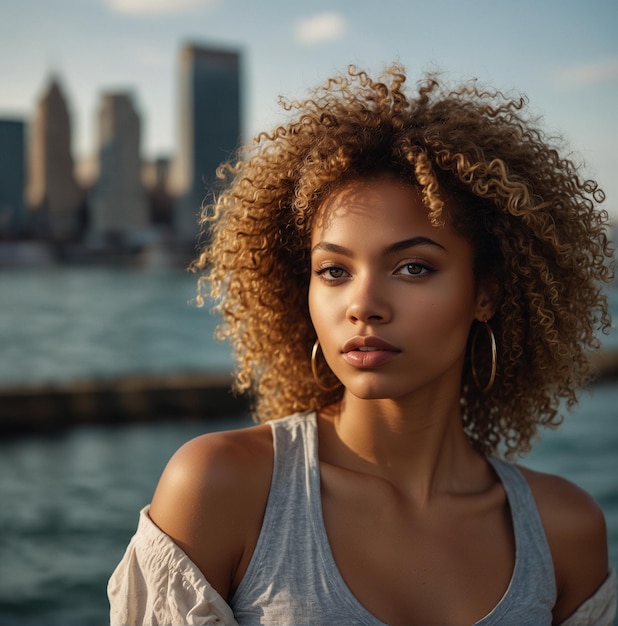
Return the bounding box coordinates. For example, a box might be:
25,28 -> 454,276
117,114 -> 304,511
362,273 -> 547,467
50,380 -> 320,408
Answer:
471,321 -> 497,394
311,339 -> 340,392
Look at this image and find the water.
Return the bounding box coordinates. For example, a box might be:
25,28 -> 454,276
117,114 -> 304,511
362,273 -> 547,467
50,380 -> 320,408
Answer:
0,267 -> 233,390
0,267 -> 617,625
0,416 -> 252,626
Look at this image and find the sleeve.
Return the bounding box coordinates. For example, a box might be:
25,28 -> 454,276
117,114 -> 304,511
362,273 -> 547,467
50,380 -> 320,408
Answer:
559,568 -> 617,626
107,506 -> 239,626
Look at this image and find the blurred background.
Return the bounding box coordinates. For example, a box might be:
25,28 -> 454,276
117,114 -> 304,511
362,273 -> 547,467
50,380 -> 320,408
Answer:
0,0 -> 617,623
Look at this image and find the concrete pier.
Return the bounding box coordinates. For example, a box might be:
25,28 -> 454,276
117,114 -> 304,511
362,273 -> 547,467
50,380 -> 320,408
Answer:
0,372 -> 249,437
0,351 -> 616,438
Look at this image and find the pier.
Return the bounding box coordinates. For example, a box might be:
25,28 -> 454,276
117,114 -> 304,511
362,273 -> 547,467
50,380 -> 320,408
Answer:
1,351 -> 617,438
0,372 -> 249,437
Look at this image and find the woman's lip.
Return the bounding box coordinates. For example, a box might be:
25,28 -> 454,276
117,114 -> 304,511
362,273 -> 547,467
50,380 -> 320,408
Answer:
342,349 -> 400,369
342,336 -> 400,353
341,336 -> 401,369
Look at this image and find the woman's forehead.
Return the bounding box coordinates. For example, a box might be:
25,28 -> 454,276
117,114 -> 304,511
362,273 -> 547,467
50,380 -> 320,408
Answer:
313,176 -> 439,237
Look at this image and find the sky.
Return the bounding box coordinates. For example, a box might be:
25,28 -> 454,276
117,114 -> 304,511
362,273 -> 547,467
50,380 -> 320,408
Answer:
1,0 -> 617,216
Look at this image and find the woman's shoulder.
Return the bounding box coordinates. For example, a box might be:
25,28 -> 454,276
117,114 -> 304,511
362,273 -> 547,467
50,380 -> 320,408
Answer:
151,422 -> 274,511
149,422 -> 274,599
516,465 -> 609,623
516,465 -> 607,548
517,465 -> 606,530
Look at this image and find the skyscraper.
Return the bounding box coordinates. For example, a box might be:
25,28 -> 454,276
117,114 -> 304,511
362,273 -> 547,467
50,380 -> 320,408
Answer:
0,119 -> 26,237
26,78 -> 82,240
169,44 -> 242,246
88,92 -> 150,248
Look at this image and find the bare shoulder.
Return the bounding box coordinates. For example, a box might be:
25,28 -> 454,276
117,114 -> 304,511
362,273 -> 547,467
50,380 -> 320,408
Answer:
149,422 -> 274,600
150,422 -> 273,513
517,466 -> 609,622
518,466 -> 607,538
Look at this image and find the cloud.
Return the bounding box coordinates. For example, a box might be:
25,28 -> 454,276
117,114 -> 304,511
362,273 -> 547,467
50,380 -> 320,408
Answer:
104,0 -> 219,15
553,58 -> 618,89
294,12 -> 347,45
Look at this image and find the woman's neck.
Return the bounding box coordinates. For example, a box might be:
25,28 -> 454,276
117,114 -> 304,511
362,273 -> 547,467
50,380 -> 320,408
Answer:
318,390 -> 488,505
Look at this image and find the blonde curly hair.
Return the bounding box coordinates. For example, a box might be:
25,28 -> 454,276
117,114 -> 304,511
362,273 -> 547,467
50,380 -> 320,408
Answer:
192,65 -> 614,458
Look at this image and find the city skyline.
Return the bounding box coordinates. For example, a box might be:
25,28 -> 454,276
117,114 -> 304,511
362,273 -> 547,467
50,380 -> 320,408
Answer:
1,1 -> 617,217
0,41 -> 244,254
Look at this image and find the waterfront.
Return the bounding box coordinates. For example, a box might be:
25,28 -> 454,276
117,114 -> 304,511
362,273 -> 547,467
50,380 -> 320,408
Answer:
0,267 -> 616,624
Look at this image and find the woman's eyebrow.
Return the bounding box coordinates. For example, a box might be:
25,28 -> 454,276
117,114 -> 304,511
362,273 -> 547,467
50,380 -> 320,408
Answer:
311,242 -> 352,256
311,237 -> 446,256
386,236 -> 446,253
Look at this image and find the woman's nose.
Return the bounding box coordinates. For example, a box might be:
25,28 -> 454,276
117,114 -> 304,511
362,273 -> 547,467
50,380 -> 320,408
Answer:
346,275 -> 392,324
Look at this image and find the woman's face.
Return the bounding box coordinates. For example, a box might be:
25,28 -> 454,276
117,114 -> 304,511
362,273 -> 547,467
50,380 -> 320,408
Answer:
308,175 -> 494,401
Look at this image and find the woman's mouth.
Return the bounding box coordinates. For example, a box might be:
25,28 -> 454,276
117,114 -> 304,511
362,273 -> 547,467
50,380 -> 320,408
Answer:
342,337 -> 401,369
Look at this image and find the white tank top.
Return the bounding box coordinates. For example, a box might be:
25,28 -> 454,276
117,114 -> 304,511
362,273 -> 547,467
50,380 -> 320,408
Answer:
230,411 -> 556,624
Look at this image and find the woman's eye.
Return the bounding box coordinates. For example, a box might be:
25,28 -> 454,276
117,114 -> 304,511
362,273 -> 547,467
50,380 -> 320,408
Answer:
316,266 -> 348,280
396,263 -> 431,276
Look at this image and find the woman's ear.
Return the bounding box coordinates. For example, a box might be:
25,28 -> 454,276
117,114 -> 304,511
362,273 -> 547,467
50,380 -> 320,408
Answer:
474,278 -> 500,322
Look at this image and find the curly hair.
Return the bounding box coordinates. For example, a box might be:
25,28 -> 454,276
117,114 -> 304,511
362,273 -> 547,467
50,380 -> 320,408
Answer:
192,64 -> 614,458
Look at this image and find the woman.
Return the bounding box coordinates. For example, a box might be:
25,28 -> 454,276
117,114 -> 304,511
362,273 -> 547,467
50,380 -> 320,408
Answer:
109,66 -> 616,625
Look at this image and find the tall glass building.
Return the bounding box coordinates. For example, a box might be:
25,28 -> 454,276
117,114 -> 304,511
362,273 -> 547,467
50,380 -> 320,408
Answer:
0,119 -> 25,236
170,44 -> 242,247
